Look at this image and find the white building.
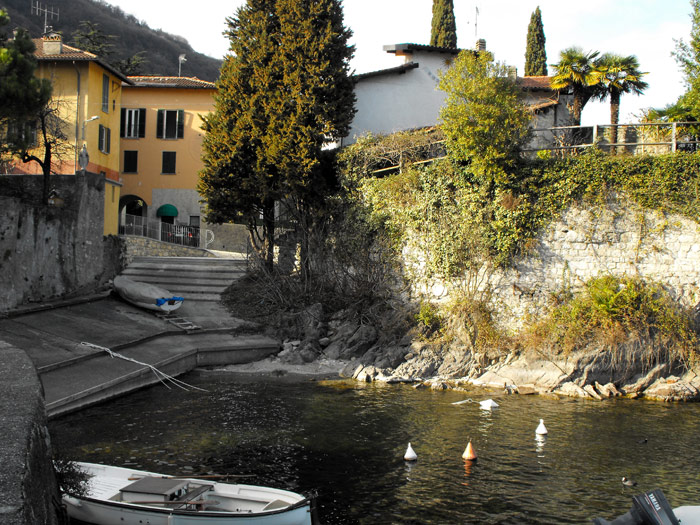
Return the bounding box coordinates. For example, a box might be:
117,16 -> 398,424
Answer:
343,41 -> 573,148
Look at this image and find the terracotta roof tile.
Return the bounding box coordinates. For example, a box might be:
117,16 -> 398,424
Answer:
32,38 -> 131,83
126,76 -> 216,89
518,76 -> 552,90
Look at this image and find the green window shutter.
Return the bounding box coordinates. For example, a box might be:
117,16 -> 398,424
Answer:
138,108 -> 146,138
177,109 -> 184,138
106,127 -> 111,154
156,109 -> 164,138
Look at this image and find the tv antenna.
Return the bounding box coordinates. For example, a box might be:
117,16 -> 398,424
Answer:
31,1 -> 60,34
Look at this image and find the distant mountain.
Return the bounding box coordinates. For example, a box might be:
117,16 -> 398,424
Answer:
2,0 -> 223,81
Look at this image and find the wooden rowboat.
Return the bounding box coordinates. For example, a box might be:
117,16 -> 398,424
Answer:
62,462 -> 318,525
113,275 -> 184,312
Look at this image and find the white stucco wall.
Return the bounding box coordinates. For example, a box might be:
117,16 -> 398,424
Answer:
345,50 -> 456,145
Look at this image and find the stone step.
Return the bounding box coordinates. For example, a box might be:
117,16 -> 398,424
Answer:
120,271 -> 242,287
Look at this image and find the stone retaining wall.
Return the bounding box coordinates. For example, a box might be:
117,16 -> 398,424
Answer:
0,173 -> 122,314
122,235 -> 218,264
0,341 -> 61,525
425,197 -> 700,330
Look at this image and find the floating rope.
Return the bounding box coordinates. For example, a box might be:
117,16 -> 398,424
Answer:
81,342 -> 208,392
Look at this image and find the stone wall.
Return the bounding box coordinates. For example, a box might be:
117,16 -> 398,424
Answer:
0,341 -> 62,525
426,197 -> 700,330
0,173 -> 123,314
203,222 -> 250,254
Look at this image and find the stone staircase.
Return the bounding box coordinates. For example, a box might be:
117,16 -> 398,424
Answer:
120,256 -> 247,302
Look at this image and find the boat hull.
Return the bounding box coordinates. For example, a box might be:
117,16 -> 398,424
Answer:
113,276 -> 184,312
63,463 -> 315,525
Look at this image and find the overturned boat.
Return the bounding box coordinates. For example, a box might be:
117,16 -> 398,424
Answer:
113,275 -> 183,312
63,462 -> 318,525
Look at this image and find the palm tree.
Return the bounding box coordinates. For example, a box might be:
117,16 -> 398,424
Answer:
551,47 -> 601,126
593,53 -> 648,147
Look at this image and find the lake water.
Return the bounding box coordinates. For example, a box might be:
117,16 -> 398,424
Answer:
49,372 -> 700,524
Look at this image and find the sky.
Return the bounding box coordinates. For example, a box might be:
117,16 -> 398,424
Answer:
106,0 -> 694,125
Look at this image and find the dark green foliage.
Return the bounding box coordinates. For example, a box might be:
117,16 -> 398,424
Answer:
1,0 -> 221,80
430,0 -> 457,49
199,0 -> 355,269
53,457 -> 91,498
1,8 -> 54,202
343,128 -> 700,275
524,7 -> 547,76
525,275 -> 698,365
439,50 -> 532,187
0,10 -> 52,137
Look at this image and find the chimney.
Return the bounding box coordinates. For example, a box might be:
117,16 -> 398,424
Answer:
42,31 -> 62,55
475,39 -> 486,52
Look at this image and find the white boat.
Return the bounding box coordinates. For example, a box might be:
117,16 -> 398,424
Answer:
113,275 -> 184,312
62,462 -> 318,525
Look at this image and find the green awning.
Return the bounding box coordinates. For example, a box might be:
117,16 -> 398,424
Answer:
156,204 -> 178,217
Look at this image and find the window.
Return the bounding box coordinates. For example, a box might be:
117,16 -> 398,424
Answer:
102,74 -> 109,113
120,108 -> 146,138
162,151 -> 176,174
156,109 -> 184,139
98,124 -> 111,154
189,216 -> 200,228
7,120 -> 37,147
123,151 -> 138,173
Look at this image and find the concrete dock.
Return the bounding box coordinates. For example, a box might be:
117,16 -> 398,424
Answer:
0,293 -> 279,418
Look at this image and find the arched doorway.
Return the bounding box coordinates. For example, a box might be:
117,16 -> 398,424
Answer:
119,194 -> 148,236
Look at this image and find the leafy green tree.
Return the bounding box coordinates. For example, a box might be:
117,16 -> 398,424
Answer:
199,0 -> 355,271
438,50 -> 531,187
551,47 -> 601,125
593,53 -> 647,146
524,7 -> 547,76
0,9 -> 54,202
430,0 -> 457,48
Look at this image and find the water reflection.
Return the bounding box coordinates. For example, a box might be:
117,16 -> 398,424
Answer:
50,374 -> 700,524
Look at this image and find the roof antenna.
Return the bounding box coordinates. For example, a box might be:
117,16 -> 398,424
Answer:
31,1 -> 59,34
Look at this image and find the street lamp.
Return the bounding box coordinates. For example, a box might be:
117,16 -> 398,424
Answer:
82,115 -> 99,142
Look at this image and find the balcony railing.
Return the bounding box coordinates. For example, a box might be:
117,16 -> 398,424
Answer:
527,121 -> 700,154
120,214 -> 203,248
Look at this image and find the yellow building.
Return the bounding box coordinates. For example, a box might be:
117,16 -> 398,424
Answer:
16,32 -> 131,235
118,76 -> 216,242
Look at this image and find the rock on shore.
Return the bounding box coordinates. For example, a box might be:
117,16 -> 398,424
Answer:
259,303 -> 700,402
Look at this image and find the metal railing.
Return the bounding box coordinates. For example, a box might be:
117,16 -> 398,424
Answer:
119,214 -> 202,248
527,121 -> 700,154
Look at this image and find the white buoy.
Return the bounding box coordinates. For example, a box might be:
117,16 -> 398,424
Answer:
479,399 -> 499,410
536,419 -> 548,435
404,442 -> 417,461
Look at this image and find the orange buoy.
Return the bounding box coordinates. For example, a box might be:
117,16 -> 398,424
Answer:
462,440 -> 477,461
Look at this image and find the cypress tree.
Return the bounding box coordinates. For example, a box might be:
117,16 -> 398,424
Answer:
199,0 -> 355,271
430,0 -> 457,49
524,6 -> 547,76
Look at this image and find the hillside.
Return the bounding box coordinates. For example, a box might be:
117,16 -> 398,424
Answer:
2,0 -> 222,81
